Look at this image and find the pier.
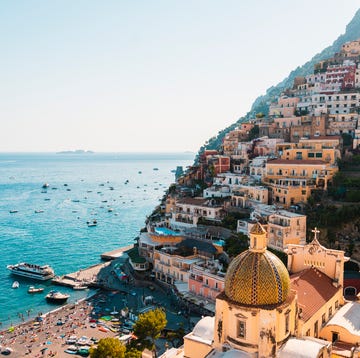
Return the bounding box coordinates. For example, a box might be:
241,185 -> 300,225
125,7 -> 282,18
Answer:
52,262 -> 111,288
100,244 -> 134,260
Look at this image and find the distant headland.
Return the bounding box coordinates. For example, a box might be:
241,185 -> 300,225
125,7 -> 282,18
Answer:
56,149 -> 94,154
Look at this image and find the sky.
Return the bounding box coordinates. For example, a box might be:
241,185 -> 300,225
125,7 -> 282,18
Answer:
1,1 -> 359,153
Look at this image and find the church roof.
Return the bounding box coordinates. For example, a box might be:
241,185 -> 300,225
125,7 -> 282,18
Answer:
290,267 -> 340,322
325,301 -> 360,335
224,249 -> 290,307
192,316 -> 215,341
278,337 -> 330,358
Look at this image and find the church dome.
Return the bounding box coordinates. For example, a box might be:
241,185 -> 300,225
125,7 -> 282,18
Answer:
224,249 -> 290,307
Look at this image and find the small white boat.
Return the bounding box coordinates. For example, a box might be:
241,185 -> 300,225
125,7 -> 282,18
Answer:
12,281 -> 19,289
28,286 -> 44,293
34,210 -> 44,213
73,284 -> 88,290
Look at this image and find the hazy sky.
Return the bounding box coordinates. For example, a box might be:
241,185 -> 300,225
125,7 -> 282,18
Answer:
1,1 -> 359,153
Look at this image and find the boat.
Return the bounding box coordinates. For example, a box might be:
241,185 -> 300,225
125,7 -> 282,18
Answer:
7,262 -> 55,281
34,210 -> 44,213
9,210 -> 18,213
73,284 -> 88,290
87,219 -> 97,227
64,345 -> 78,354
12,281 -> 19,289
45,290 -> 70,304
42,183 -> 49,189
153,167 -> 159,171
28,286 -> 44,294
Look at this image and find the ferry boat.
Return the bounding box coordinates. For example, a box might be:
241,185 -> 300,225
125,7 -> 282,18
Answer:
46,290 -> 70,304
7,262 -> 55,281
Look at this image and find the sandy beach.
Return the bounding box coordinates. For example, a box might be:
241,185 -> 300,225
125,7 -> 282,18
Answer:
0,294 -> 119,357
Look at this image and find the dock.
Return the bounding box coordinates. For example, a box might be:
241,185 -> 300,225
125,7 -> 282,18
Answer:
52,245 -> 133,288
100,244 -> 134,260
52,262 -> 111,288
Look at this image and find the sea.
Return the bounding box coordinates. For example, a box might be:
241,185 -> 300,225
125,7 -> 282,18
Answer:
0,152 -> 194,328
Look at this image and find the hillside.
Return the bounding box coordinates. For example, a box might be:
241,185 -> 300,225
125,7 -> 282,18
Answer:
200,8 -> 360,154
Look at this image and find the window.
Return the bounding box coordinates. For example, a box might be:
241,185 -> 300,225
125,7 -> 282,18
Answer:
322,313 -> 326,326
335,300 -> 339,309
238,321 -> 246,338
306,329 -> 310,336
285,313 -> 290,334
329,306 -> 333,318
316,153 -> 323,158
314,321 -> 318,338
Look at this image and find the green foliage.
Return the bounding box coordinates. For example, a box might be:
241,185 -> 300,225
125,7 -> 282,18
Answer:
221,212 -> 249,231
268,247 -> 288,267
224,233 -> 249,257
342,133 -> 353,147
133,308 -> 167,351
125,348 -> 142,358
247,125 -> 260,141
90,337 -> 126,358
306,203 -> 360,229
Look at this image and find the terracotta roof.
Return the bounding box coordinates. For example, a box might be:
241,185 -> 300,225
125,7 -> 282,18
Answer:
267,159 -> 326,165
290,267 -> 340,322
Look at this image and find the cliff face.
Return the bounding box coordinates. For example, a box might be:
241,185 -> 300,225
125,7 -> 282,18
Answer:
250,8 -> 360,117
201,8 -> 360,154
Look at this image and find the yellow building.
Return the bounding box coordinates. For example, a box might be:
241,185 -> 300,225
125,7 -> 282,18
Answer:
264,159 -> 338,207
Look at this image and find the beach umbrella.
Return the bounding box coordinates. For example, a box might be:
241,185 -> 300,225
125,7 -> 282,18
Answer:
7,327 -> 14,332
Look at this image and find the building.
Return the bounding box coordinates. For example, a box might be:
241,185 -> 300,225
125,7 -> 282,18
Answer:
166,225 -> 357,358
267,210 -> 306,250
170,197 -> 225,229
264,159 -> 338,207
269,96 -> 300,117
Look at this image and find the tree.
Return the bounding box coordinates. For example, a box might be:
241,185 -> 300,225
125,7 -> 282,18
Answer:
90,337 -> 126,358
133,308 -> 167,356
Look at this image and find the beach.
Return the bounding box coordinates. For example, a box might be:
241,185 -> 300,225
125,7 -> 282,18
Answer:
0,295 -> 118,357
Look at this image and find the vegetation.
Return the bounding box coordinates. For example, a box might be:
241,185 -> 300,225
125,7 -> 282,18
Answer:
224,233 -> 249,257
247,125 -> 260,141
221,212 -> 249,231
133,308 -> 167,355
90,337 -> 126,358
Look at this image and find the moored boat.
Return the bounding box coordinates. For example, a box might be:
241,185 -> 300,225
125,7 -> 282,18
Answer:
28,286 -> 44,293
45,290 -> 70,304
7,262 -> 55,281
12,281 -> 19,289
73,284 -> 88,290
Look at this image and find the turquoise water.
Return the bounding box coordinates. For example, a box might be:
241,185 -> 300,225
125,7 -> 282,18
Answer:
0,152 -> 194,328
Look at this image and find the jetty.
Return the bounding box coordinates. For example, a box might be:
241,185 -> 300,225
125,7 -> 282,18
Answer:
52,262 -> 111,288
100,244 -> 134,260
52,245 -> 133,288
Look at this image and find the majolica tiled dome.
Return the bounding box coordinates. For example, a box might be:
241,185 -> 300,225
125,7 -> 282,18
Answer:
224,224 -> 290,306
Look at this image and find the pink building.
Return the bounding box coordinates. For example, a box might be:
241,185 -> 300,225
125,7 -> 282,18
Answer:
188,261 -> 225,301
269,96 -> 300,117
